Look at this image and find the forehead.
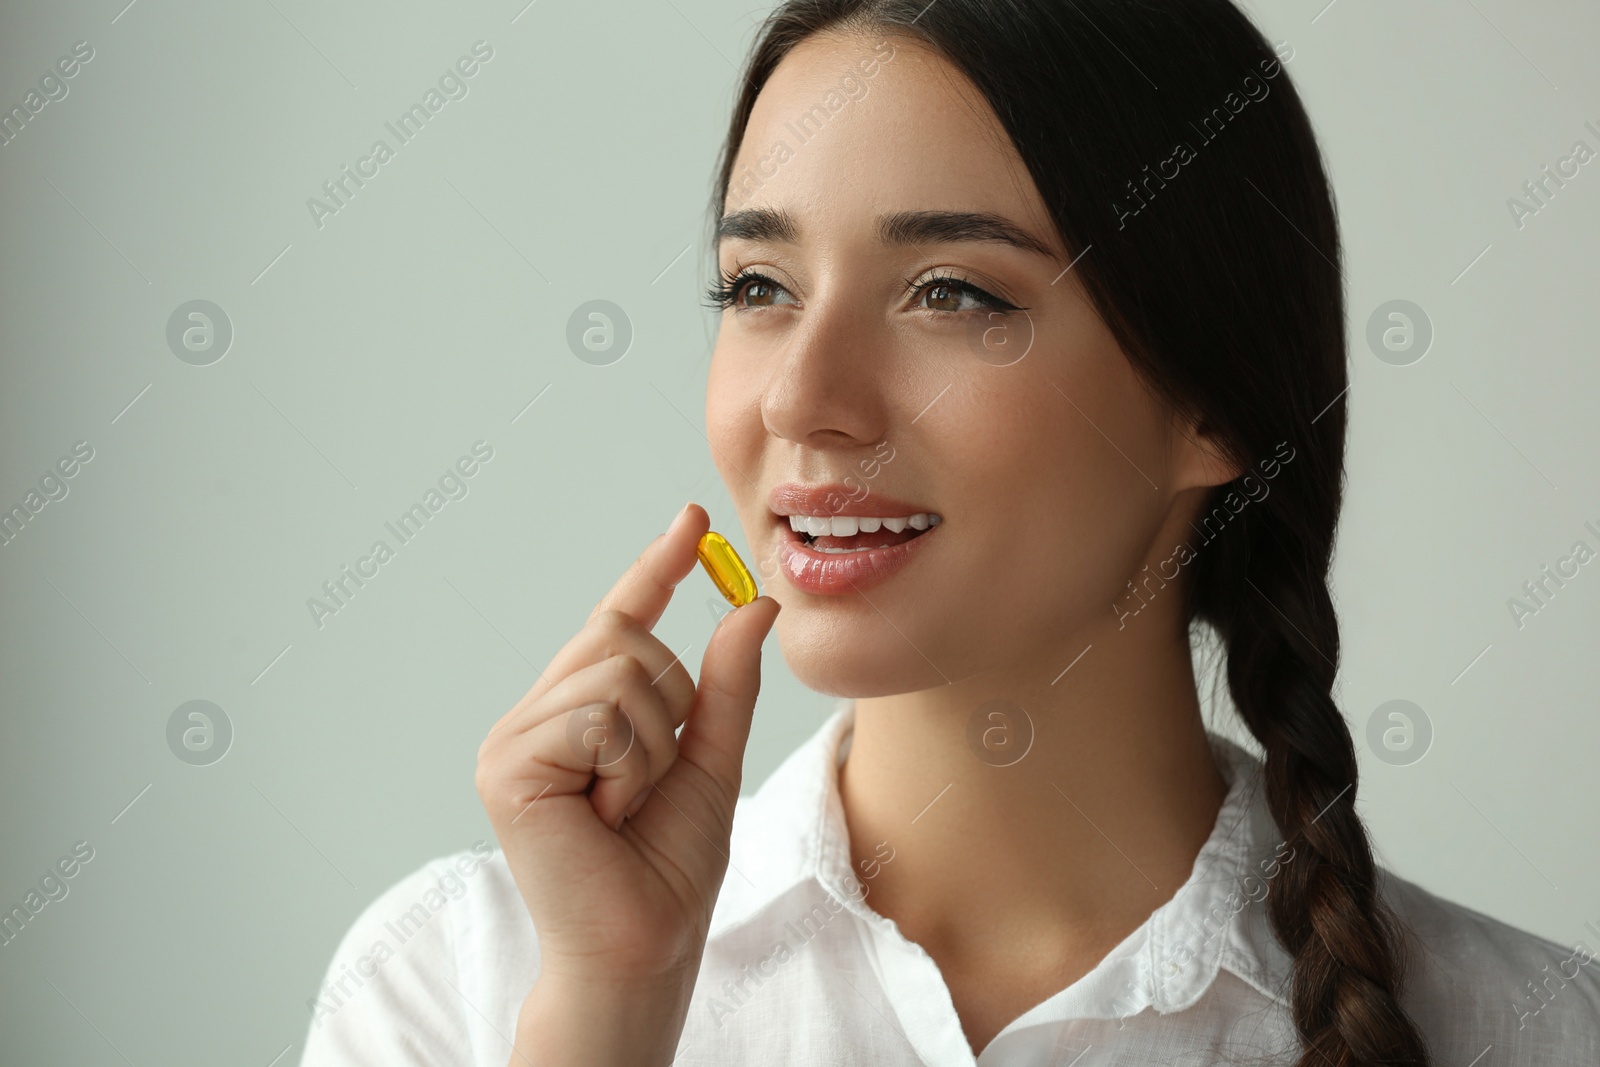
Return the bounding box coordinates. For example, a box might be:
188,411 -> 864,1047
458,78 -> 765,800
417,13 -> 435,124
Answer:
725,30 -> 1060,256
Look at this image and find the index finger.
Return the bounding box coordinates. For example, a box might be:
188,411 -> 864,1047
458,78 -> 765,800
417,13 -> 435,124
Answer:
587,501 -> 711,631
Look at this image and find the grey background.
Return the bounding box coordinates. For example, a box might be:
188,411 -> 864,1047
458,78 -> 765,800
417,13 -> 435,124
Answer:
1,0 -> 1596,1062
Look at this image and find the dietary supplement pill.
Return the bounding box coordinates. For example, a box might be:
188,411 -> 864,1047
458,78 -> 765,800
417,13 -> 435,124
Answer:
698,531 -> 757,607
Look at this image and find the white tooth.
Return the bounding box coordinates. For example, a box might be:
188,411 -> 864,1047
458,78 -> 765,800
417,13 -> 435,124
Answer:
831,516 -> 859,537
789,515 -> 806,533
804,515 -> 830,537
881,516 -> 907,533
907,513 -> 929,531
857,516 -> 882,533
927,514 -> 941,526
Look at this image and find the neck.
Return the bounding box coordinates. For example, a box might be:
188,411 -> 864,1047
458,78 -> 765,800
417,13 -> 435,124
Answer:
837,609 -> 1230,961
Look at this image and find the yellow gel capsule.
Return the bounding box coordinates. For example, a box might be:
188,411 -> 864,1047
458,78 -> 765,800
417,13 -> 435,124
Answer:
697,530 -> 757,607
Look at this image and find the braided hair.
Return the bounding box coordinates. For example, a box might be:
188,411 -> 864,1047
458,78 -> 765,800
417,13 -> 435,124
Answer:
711,0 -> 1432,1062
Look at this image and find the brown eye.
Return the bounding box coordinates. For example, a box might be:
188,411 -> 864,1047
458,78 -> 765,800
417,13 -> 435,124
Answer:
925,283 -> 961,312
704,269 -> 794,312
912,276 -> 1020,314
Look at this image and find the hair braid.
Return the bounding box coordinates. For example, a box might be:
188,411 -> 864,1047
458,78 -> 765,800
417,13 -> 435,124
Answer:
1204,492 -> 1432,1066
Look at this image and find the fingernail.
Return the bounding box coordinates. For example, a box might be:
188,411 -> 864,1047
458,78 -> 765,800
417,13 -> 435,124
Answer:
668,502 -> 691,535
624,785 -> 651,819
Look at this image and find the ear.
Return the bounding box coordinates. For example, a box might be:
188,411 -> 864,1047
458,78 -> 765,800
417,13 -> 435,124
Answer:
1170,411 -> 1244,492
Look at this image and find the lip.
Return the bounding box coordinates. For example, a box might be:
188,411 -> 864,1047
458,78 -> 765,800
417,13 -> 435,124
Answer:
766,482 -> 939,597
767,482 -> 934,518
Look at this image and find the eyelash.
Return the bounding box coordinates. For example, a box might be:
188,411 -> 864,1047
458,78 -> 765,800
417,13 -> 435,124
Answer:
702,266 -> 1024,314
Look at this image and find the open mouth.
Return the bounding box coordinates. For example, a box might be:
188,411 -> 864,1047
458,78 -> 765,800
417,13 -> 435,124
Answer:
782,511 -> 941,554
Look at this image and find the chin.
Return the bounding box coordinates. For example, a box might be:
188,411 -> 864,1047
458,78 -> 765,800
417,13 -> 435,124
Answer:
771,607 -> 955,697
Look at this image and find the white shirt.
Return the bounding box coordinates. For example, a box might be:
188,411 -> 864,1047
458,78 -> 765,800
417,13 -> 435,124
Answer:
300,700 -> 1600,1065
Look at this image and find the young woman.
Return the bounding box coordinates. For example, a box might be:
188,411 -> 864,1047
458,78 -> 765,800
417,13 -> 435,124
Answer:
302,1 -> 1599,1064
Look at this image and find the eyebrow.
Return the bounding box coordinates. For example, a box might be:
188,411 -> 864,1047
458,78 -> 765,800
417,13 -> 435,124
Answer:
715,207 -> 1060,261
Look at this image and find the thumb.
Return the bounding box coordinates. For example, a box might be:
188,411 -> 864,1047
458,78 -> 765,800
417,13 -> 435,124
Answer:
677,595 -> 781,799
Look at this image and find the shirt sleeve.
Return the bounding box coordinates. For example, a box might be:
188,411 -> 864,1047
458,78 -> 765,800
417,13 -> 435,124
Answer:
298,850 -> 484,1067
1383,870 -> 1600,1064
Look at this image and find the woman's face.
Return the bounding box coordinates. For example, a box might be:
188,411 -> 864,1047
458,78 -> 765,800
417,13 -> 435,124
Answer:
706,31 -> 1225,697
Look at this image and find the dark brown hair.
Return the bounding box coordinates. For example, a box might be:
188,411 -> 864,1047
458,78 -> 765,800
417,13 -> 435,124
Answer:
707,1 -> 1430,1063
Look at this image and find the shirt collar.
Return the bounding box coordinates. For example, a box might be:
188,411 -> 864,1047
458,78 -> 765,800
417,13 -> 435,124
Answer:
710,698 -> 1296,1019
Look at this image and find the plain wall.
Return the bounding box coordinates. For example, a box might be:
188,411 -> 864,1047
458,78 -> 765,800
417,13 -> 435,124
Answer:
1,0 -> 1596,1061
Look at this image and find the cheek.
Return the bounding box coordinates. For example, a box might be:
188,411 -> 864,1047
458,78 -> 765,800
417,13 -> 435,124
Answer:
704,347 -> 758,463
1015,492 -> 1161,624
945,368 -> 1171,619
704,343 -> 772,534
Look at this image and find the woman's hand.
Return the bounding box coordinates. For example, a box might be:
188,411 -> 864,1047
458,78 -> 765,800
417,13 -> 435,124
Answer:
475,502 -> 780,1062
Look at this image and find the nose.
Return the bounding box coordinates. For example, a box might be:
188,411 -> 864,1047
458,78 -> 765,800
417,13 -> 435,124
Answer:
759,286 -> 890,450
